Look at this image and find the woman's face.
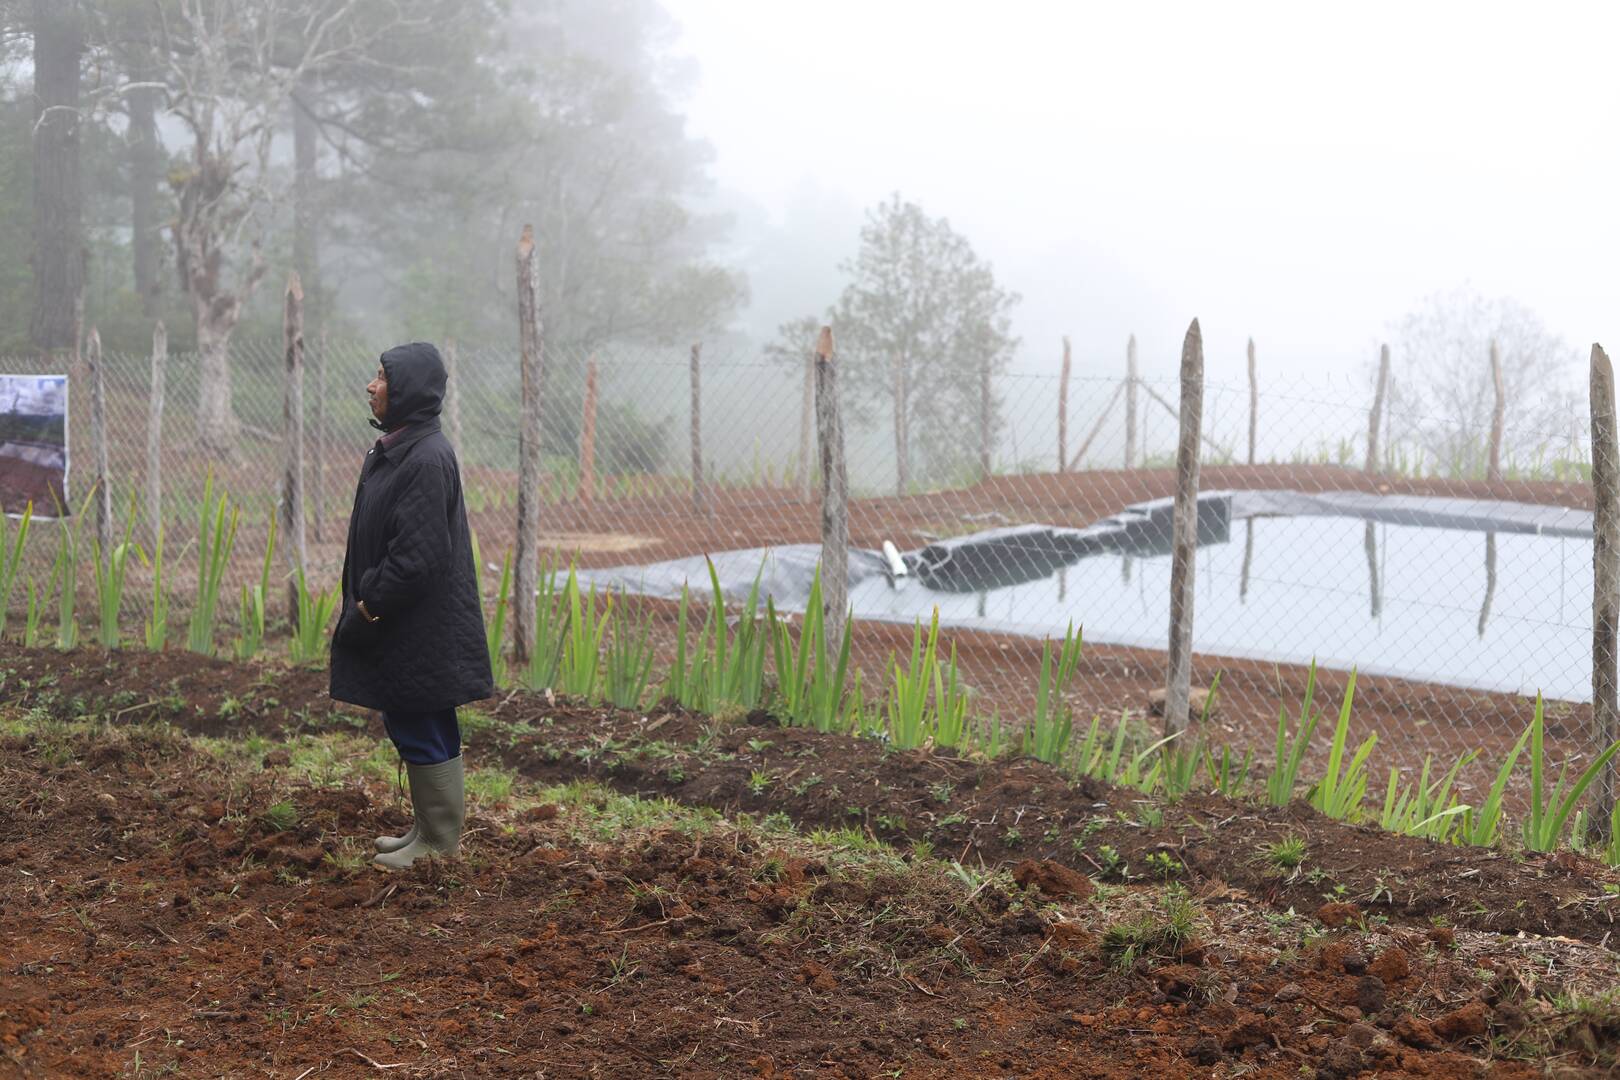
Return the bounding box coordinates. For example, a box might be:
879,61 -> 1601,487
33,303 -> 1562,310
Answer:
367,365 -> 388,422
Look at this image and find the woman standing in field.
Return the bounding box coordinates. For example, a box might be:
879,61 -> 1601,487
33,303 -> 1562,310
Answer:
329,342 -> 494,870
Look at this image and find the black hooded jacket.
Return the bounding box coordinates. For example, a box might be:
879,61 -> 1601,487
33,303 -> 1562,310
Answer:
329,342 -> 494,713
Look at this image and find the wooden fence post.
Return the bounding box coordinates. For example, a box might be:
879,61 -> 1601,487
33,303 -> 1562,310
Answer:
1246,337 -> 1258,465
578,354 -> 598,504
1125,334 -> 1139,469
1488,339 -> 1505,484
443,339 -> 463,452
1367,344 -> 1390,473
1590,343 -> 1619,841
313,329 -> 326,543
689,341 -> 705,515
87,326 -> 110,553
1058,336 -> 1071,472
1163,318 -> 1204,738
281,272 -> 306,625
513,224 -> 543,665
145,321 -> 166,545
814,326 -> 850,656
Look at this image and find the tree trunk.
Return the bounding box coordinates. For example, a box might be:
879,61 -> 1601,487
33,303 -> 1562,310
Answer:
513,225 -> 543,665
129,51 -> 163,317
1163,319 -> 1204,738
193,310 -> 240,452
30,0 -> 84,352
292,82 -> 321,333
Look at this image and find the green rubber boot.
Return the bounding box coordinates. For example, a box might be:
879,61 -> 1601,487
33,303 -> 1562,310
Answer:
374,822 -> 416,853
375,762 -> 416,852
373,757 -> 463,870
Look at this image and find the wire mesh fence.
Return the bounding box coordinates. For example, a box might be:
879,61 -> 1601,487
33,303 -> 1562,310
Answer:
0,335 -> 1601,777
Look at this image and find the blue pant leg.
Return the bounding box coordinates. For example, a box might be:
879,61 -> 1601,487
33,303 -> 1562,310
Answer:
382,709 -> 462,765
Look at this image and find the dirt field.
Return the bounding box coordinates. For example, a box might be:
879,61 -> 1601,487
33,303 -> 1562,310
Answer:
3,645 -> 1618,1078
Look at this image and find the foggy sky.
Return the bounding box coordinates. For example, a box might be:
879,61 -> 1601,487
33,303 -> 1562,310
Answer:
665,0 -> 1618,389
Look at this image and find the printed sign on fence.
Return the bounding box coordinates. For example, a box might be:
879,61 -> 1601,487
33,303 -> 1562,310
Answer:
0,374 -> 68,517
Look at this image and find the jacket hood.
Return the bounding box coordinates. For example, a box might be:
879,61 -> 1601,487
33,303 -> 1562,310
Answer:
375,342 -> 447,433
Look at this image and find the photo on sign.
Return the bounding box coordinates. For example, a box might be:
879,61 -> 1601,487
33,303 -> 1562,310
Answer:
0,375 -> 68,518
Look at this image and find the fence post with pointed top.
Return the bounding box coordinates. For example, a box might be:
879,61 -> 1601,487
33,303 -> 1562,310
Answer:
1488,339 -> 1505,484
1058,336 -> 1071,472
145,321 -> 166,545
513,224 -> 543,665
814,326 -> 850,657
87,326 -> 110,552
282,273 -> 308,626
1367,344 -> 1390,474
578,354 -> 598,505
313,329 -> 327,544
1246,337 -> 1258,465
1590,343 -> 1619,841
1163,319 -> 1204,738
689,341 -> 705,515
1125,334 -> 1139,469
797,350 -> 814,502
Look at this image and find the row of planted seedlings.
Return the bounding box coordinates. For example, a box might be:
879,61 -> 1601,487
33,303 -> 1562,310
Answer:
475,547 -> 1620,872
12,473 -> 1620,875
0,473 -> 341,664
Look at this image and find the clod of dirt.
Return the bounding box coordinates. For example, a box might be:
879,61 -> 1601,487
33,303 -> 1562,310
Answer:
1431,1000 -> 1488,1041
1316,902 -> 1361,928
1354,975 -> 1387,1013
1150,965 -> 1202,1000
1345,1022 -> 1381,1048
1341,949 -> 1369,974
1045,921 -> 1092,953
1219,1010 -> 1272,1051
262,749 -> 291,768
521,803 -> 559,822
1273,982 -> 1305,1003
1367,946 -> 1410,984
1317,1041 -> 1367,1080
1426,924 -> 1456,948
797,961 -> 836,993
1146,686 -> 1216,719
1393,1016 -> 1439,1050
1011,858 -> 1095,901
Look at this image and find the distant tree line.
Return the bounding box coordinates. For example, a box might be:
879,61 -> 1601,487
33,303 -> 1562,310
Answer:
0,0 -> 745,458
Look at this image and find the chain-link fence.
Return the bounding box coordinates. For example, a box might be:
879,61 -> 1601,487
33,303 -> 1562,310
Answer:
2,336 -> 1600,778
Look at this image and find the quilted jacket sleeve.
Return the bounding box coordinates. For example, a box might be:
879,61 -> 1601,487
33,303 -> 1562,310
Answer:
357,460 -> 454,619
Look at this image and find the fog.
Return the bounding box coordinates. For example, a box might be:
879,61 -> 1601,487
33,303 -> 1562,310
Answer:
671,0 -> 1620,385
6,0 -> 1615,481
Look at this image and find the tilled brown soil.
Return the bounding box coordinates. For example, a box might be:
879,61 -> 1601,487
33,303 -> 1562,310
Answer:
2,644 -> 1617,952
3,721 -> 1618,1079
